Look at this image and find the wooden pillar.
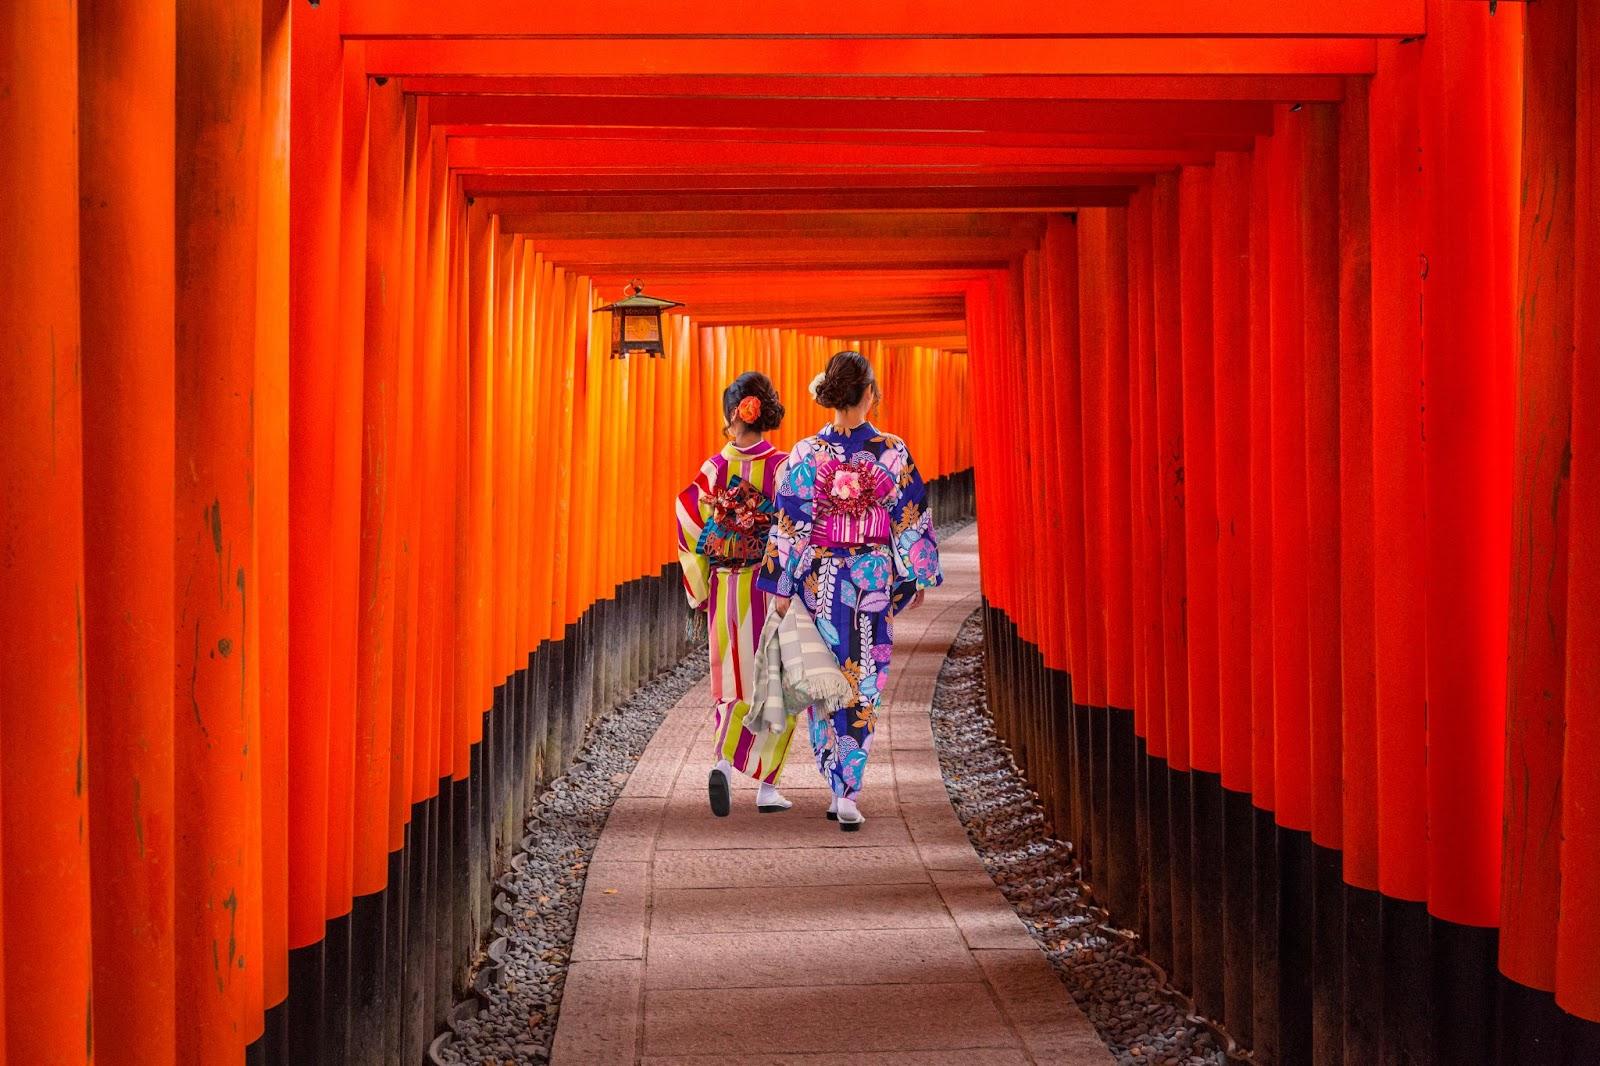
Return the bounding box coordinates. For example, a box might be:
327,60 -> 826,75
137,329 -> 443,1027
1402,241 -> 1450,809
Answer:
1211,150 -> 1254,797
0,2 -> 91,1059
1499,0 -> 1577,999
355,75 -> 406,904
1100,209 -> 1134,713
1267,107 -> 1312,837
1337,77 -> 1379,897
1419,0 -> 1518,931
1079,216 -> 1110,710
1368,38 -> 1430,909
257,0 -> 293,1019
174,0 -> 263,1054
1152,172 -> 1191,990
78,1 -> 178,1062
1178,166 -> 1220,777
1151,174 -> 1189,778
287,0 -> 342,957
1246,133 -> 1277,824
1556,0 -> 1600,1026
1043,219 -> 1088,692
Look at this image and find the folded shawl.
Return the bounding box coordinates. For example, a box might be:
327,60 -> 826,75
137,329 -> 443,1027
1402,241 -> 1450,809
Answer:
746,604 -> 852,734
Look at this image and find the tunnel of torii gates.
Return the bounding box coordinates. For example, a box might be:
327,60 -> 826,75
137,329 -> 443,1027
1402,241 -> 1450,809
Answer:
3,0 -> 1600,1064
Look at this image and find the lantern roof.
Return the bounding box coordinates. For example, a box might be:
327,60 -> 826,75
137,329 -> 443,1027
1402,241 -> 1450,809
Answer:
594,286 -> 683,314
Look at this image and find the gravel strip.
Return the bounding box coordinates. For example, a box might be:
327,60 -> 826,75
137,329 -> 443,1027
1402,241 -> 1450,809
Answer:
441,650 -> 707,1066
932,611 -> 1228,1066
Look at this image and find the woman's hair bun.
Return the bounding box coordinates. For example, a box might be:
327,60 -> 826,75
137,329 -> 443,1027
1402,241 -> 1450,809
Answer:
813,350 -> 876,410
722,371 -> 784,432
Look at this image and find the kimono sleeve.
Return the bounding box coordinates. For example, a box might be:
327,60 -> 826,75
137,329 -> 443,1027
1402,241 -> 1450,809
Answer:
887,437 -> 942,611
674,461 -> 715,610
755,443 -> 815,599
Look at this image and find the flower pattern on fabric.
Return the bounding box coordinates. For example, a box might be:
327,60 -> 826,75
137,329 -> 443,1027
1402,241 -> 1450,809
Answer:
757,421 -> 944,799
695,474 -> 778,568
848,551 -> 891,591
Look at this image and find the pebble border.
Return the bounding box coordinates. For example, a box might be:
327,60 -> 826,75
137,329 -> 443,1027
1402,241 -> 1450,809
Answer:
932,610 -> 1247,1066
430,652 -> 708,1066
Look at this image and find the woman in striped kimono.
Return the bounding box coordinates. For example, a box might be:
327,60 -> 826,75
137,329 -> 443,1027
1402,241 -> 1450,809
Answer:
757,351 -> 942,830
676,372 -> 798,817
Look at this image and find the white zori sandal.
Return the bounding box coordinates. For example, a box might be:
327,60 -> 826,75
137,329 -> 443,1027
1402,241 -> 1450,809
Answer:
756,782 -> 792,813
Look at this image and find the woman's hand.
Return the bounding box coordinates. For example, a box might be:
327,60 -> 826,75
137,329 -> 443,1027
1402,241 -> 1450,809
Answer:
772,595 -> 792,617
902,590 -> 925,614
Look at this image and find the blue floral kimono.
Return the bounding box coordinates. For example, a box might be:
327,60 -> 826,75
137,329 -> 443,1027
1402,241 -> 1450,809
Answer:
755,422 -> 942,798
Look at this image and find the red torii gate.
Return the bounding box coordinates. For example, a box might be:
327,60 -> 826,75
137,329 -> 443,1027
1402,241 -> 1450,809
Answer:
2,1 -> 1597,1064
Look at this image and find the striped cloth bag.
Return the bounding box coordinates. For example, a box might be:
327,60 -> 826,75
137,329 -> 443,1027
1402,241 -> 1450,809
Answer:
746,605 -> 852,735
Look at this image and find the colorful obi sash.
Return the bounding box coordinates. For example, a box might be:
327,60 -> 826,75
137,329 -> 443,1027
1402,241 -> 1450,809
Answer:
812,456 -> 894,548
696,474 -> 777,569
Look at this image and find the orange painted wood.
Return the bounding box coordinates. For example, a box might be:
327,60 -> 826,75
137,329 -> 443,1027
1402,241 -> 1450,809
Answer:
452,136 -> 1223,174
1128,189 -> 1163,749
386,101 -> 424,849
1246,134 -> 1277,813
1267,107 -> 1311,832
174,0 -> 263,1050
1300,102 -> 1342,850
287,0 -> 342,949
256,0 -> 293,1009
1078,216 -> 1110,707
430,95 -> 1274,140
1556,0 -> 1600,1021
1151,173 -> 1190,772
1367,39 -> 1428,903
1211,151 -> 1253,794
1420,0 -> 1519,927
354,77 -> 406,897
0,1 -> 92,1059
1500,0 -> 1576,991
1099,210 -> 1135,712
78,0 -> 179,1059
325,45 -> 371,919
1178,166 -> 1220,775
343,0 -> 1423,37
1019,252 -> 1052,658
1042,218 -> 1088,679
1336,81 -> 1378,891
401,72 -> 1349,103
364,37 -> 1380,80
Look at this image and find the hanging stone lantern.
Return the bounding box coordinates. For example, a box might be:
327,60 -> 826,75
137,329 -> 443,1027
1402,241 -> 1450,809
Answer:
594,279 -> 682,358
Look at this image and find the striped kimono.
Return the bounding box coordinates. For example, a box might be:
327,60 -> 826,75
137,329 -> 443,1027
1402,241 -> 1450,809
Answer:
676,439 -> 798,784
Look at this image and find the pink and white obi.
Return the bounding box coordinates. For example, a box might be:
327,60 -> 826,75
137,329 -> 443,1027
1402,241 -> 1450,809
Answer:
812,456 -> 894,547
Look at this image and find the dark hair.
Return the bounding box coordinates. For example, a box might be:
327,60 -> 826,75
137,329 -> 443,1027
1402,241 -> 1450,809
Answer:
722,371 -> 784,433
814,350 -> 878,410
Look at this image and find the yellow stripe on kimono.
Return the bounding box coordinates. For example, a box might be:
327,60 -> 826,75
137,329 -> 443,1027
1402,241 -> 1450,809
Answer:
675,437 -> 799,784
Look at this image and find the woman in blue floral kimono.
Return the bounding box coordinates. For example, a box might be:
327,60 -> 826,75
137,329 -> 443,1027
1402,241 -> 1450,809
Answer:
756,350 -> 942,830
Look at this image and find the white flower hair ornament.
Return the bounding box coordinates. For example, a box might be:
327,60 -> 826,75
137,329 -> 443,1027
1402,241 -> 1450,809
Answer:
809,372 -> 827,401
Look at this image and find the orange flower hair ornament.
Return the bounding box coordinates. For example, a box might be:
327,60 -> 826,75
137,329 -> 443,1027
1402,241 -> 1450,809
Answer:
735,395 -> 763,424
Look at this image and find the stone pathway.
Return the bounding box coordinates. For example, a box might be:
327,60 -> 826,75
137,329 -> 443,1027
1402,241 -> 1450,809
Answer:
550,527 -> 1114,1065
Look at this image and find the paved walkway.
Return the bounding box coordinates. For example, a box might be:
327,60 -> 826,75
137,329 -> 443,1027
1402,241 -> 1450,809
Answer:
551,528 -> 1113,1065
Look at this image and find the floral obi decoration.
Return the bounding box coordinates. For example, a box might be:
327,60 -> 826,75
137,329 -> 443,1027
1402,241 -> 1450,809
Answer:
697,475 -> 778,568
813,457 -> 893,547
